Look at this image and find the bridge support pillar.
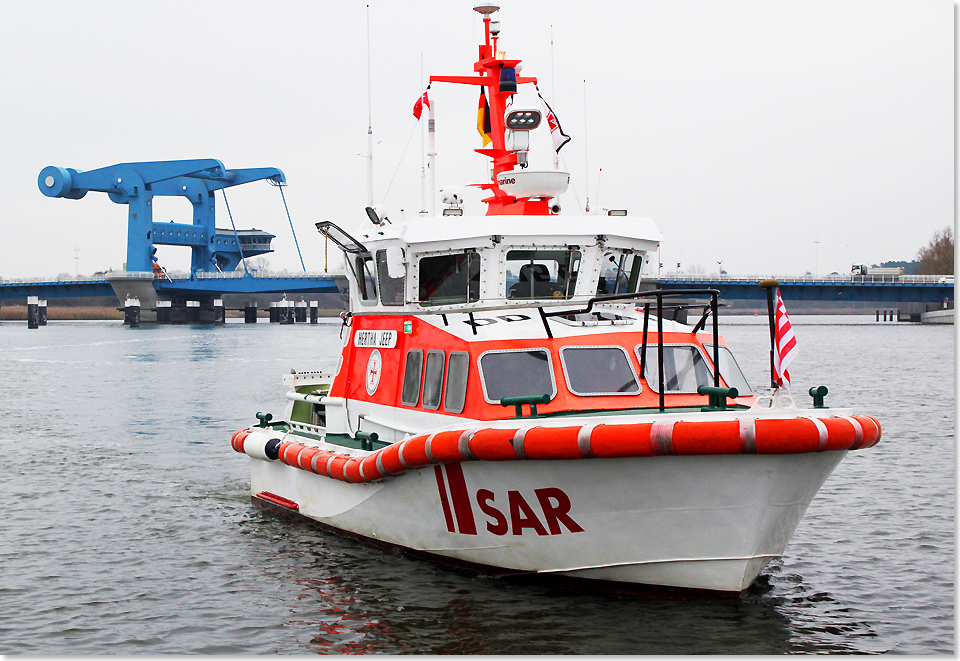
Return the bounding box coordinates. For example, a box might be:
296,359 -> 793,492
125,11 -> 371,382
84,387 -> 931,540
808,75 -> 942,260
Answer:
157,300 -> 172,324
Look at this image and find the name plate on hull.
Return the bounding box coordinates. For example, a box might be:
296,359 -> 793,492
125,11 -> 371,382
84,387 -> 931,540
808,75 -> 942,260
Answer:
354,329 -> 398,348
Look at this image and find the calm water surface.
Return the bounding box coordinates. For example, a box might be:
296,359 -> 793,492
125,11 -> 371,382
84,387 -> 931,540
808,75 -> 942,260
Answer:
0,316 -> 953,654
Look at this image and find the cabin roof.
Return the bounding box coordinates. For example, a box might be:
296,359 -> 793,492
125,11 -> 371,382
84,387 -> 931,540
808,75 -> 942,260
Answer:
359,214 -> 663,249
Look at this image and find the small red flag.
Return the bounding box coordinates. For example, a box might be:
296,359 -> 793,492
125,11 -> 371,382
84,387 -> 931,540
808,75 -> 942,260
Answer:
413,90 -> 430,120
773,288 -> 798,387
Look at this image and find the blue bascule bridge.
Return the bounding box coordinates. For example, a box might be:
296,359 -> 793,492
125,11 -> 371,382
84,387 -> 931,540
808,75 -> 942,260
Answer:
7,158 -> 343,322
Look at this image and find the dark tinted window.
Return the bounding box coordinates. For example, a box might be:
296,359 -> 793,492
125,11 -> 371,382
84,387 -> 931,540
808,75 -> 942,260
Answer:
443,351 -> 470,413
355,255 -> 377,304
376,250 -> 404,306
419,253 -> 480,305
639,345 -> 712,393
479,349 -> 555,402
561,346 -> 640,395
506,249 -> 580,299
401,349 -> 423,406
422,350 -> 445,410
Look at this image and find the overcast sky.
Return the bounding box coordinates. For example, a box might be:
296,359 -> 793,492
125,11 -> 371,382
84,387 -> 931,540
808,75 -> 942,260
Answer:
0,0 -> 952,279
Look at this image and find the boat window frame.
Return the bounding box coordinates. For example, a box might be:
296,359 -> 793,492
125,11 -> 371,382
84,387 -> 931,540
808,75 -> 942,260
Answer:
597,250 -> 643,296
355,253 -> 378,306
417,250 -> 482,307
477,347 -> 557,405
401,348 -> 424,407
559,345 -> 642,397
504,246 -> 582,301
703,343 -> 753,395
421,350 -> 446,410
376,249 -> 405,306
443,351 -> 470,414
635,342 -> 714,394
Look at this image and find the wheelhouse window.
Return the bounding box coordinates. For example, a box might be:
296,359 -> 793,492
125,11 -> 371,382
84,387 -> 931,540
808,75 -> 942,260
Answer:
638,345 -> 712,393
506,249 -> 581,300
421,350 -> 445,410
443,351 -> 470,414
597,251 -> 642,295
418,252 -> 481,306
479,349 -> 556,403
560,346 -> 640,396
376,249 -> 404,306
355,254 -> 378,304
401,349 -> 424,406
704,344 -> 752,394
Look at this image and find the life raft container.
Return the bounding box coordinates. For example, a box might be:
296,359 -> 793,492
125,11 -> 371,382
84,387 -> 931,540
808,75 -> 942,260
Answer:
231,414 -> 880,485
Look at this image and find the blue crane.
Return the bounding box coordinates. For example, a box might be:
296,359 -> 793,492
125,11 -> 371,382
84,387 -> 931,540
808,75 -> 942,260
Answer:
38,159 -> 291,275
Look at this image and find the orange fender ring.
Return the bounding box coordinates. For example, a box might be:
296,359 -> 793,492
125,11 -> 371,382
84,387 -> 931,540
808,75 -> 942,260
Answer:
232,413 -> 882,486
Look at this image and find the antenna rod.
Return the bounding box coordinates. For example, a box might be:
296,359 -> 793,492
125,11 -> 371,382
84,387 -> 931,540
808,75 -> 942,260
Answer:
551,25 -> 559,170
366,4 -> 374,207
420,53 -> 427,214
583,79 -> 590,213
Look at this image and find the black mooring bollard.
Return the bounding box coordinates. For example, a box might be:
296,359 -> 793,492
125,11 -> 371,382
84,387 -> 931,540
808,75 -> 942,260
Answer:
27,296 -> 39,329
124,297 -> 141,328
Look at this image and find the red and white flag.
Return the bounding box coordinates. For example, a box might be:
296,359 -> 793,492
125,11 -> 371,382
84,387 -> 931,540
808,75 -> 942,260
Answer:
773,288 -> 798,387
538,91 -> 571,153
413,89 -> 431,120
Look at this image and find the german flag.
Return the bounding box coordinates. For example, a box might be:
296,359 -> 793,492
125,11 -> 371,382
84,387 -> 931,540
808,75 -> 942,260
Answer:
477,87 -> 492,146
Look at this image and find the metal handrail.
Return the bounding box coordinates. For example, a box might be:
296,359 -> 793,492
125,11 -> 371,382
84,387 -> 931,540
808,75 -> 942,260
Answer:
543,288 -> 722,412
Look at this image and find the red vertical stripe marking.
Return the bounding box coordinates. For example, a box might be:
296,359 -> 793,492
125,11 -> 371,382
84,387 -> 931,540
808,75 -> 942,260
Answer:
444,463 -> 478,535
434,466 -> 456,533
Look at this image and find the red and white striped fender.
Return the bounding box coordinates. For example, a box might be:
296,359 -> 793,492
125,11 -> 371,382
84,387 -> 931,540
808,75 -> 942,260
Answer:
230,414 -> 881,485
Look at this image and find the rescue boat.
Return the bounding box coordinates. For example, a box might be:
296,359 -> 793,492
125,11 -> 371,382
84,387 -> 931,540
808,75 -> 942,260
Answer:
231,3 -> 880,597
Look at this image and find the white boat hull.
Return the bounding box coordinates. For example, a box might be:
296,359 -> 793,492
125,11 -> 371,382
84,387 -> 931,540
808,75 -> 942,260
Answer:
249,450 -> 845,595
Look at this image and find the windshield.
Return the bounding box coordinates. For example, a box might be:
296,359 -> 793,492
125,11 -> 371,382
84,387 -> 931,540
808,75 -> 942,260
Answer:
561,346 -> 640,396
506,249 -> 581,300
479,349 -> 556,402
419,252 -> 481,305
597,251 -> 642,295
639,345 -> 712,393
704,344 -> 752,394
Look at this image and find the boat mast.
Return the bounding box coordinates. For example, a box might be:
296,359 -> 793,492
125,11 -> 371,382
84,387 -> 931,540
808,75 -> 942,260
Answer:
428,86 -> 437,216
419,54 -> 427,215
365,4 -> 375,207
